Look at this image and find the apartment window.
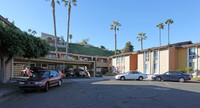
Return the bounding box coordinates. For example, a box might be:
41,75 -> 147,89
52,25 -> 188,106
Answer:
67,56 -> 72,60
102,59 -> 108,63
189,47 -> 196,59
42,64 -> 47,67
144,52 -> 150,62
144,64 -> 150,74
153,63 -> 158,74
121,56 -> 124,64
116,57 -> 119,65
153,50 -> 158,61
52,55 -> 56,58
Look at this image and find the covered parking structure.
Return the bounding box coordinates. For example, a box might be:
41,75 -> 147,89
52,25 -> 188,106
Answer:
13,57 -> 96,77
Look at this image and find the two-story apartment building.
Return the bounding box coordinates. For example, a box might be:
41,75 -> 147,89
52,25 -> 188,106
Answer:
111,52 -> 138,73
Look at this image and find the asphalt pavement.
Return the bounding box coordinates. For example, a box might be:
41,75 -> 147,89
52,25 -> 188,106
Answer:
0,80 -> 200,108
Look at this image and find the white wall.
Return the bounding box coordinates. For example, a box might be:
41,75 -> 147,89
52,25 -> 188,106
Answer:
125,56 -> 130,72
138,54 -> 144,73
159,50 -> 169,74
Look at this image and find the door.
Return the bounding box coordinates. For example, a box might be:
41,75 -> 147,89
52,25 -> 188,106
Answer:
162,72 -> 171,81
132,71 -> 140,79
49,71 -> 58,86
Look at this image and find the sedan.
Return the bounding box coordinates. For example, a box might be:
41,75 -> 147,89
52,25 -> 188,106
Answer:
152,71 -> 191,82
115,71 -> 147,81
19,70 -> 63,92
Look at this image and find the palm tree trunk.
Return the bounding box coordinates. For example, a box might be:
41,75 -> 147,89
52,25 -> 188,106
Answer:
66,2 -> 71,58
168,24 -> 170,45
141,40 -> 143,50
115,29 -> 117,55
159,28 -> 161,46
52,0 -> 58,58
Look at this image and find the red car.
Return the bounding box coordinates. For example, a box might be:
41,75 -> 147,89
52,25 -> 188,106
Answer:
19,70 -> 63,92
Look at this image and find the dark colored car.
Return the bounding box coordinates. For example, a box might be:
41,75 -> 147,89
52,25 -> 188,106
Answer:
152,71 -> 191,82
73,69 -> 87,77
65,69 -> 75,77
19,70 -> 63,92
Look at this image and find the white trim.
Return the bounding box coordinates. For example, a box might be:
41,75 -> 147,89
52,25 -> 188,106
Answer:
168,47 -> 170,71
196,46 -> 198,75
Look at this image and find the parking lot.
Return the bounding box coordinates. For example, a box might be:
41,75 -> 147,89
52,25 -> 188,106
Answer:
0,80 -> 200,108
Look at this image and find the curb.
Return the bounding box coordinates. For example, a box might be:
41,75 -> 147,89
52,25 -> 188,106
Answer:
0,89 -> 20,99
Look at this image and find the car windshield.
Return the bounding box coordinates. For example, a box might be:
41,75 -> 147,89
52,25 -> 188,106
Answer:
32,71 -> 50,78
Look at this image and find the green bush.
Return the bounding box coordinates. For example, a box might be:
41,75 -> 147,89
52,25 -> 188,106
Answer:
176,69 -> 187,74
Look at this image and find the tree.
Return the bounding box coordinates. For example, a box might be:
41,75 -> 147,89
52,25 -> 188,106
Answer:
28,29 -> 37,35
46,0 -> 58,58
57,0 -> 77,58
156,22 -> 164,46
136,32 -> 147,50
186,67 -> 194,78
110,21 -> 121,55
122,41 -> 134,53
47,37 -> 53,43
61,37 -> 65,45
0,22 -> 49,83
100,45 -> 105,50
69,34 -> 72,43
81,38 -> 89,45
116,49 -> 121,54
165,19 -> 174,45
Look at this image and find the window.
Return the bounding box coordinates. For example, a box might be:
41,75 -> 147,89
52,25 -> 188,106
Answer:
153,63 -> 158,74
189,47 -> 196,59
144,52 -> 150,62
116,57 -> 119,65
42,64 -> 47,67
102,59 -> 108,63
67,56 -> 72,60
133,71 -> 139,74
153,50 -> 158,61
121,56 -> 124,64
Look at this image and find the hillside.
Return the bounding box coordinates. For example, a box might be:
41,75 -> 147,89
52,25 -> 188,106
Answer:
49,43 -> 114,57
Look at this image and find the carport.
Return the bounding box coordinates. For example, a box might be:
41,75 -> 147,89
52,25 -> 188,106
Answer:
13,57 -> 96,77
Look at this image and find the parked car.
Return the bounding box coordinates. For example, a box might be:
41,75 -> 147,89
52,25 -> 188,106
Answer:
152,71 -> 191,82
115,71 -> 147,81
19,70 -> 62,92
65,69 -> 75,77
74,69 -> 87,77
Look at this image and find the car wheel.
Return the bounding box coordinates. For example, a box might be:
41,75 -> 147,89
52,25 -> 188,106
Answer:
58,80 -> 62,86
138,76 -> 143,81
179,78 -> 185,82
120,76 -> 125,80
44,83 -> 49,92
156,77 -> 162,81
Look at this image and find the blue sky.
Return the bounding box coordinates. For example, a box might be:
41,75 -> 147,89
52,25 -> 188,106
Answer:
0,0 -> 200,51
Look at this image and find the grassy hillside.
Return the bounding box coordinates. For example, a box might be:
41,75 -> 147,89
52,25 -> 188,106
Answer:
50,43 -> 114,57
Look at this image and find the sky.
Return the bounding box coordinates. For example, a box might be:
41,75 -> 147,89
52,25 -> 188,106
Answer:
0,0 -> 200,51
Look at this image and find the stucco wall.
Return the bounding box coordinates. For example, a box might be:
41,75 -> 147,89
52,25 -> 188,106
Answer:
177,48 -> 187,69
125,56 -> 130,72
169,46 -> 177,71
138,54 -> 144,73
159,49 -> 169,74
112,58 -> 116,66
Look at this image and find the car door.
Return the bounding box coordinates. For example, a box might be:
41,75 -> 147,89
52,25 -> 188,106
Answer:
126,71 -> 133,79
132,71 -> 140,79
171,71 -> 181,81
161,72 -> 171,81
49,71 -> 57,86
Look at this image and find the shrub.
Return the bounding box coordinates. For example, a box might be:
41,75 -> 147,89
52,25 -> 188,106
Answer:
176,69 -> 187,74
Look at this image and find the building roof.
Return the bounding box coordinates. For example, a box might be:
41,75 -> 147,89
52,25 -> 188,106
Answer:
180,42 -> 200,48
110,52 -> 137,58
137,41 -> 192,53
0,15 -> 13,26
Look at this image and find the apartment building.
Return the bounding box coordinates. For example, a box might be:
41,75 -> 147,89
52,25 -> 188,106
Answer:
111,52 -> 138,73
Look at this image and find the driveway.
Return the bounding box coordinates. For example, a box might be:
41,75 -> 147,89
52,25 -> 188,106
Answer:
0,80 -> 200,108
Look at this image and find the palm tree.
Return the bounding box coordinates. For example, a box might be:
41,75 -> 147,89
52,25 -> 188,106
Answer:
136,32 -> 147,50
110,21 -> 121,55
58,0 -> 77,58
69,34 -> 72,43
46,0 -> 58,58
156,22 -> 164,46
165,19 -> 174,45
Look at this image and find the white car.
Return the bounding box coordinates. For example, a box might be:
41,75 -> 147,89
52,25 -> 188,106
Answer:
115,71 -> 147,81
